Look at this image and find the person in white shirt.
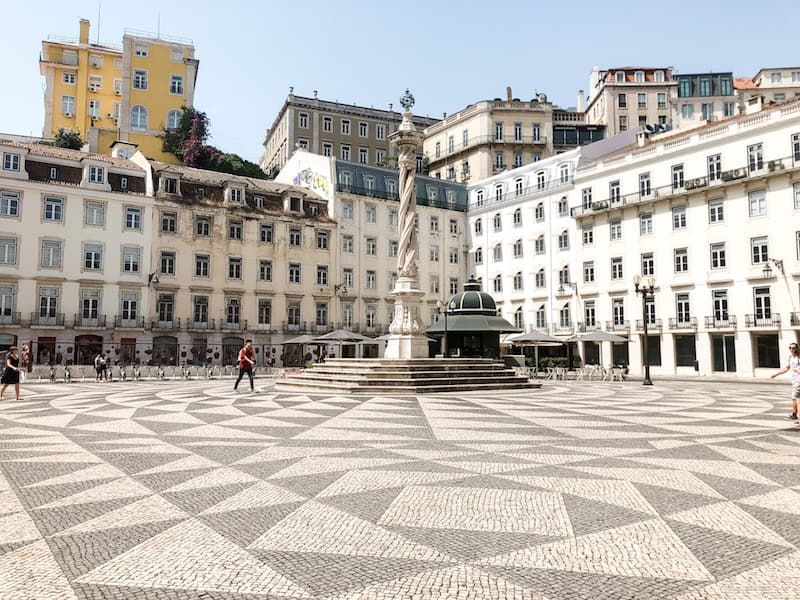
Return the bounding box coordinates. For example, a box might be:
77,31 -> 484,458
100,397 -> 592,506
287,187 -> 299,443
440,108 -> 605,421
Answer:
772,342 -> 800,420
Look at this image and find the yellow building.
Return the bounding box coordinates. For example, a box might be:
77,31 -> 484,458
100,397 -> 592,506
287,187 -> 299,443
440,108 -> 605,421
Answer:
40,19 -> 198,163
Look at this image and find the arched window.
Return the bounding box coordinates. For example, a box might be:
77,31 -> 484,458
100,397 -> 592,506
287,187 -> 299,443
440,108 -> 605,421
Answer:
513,207 -> 522,226
559,164 -> 570,183
131,105 -> 148,131
514,177 -> 523,196
166,109 -> 182,130
513,239 -> 523,258
476,189 -> 484,207
535,203 -> 544,222
558,230 -> 570,250
493,213 -> 502,231
514,306 -> 524,329
634,71 -> 645,83
474,247 -> 483,264
493,274 -> 503,293
474,218 -> 482,234
494,184 -> 503,202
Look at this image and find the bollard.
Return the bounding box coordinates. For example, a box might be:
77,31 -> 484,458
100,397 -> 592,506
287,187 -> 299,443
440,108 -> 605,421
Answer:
133,365 -> 141,381
65,365 -> 71,383
121,365 -> 127,381
49,365 -> 55,382
158,366 -> 165,381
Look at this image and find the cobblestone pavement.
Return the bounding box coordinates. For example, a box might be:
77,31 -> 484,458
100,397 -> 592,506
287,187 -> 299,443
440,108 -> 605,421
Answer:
2,379 -> 800,599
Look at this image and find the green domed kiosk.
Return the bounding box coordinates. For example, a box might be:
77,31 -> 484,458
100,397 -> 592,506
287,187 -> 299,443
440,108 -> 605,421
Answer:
427,277 -> 520,358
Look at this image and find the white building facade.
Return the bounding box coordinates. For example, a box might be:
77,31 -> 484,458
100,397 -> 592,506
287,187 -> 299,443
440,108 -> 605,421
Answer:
571,99 -> 800,378
0,140 -> 154,364
466,149 -> 582,335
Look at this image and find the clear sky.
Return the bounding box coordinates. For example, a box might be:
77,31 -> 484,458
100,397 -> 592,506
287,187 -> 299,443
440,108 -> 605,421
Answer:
5,0 -> 799,162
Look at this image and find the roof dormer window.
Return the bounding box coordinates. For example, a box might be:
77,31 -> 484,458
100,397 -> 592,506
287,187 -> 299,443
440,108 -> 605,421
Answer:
2,153 -> 20,172
162,176 -> 178,194
88,165 -> 105,184
615,71 -> 625,83
634,71 -> 645,83
229,187 -> 243,203
654,70 -> 664,83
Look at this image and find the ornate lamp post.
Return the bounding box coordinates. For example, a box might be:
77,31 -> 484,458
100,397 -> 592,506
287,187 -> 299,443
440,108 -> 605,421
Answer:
633,275 -> 655,386
436,300 -> 449,357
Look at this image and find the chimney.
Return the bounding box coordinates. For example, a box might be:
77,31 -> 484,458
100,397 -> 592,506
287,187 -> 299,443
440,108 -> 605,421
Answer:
506,86 -> 513,102
577,90 -> 585,112
79,19 -> 90,44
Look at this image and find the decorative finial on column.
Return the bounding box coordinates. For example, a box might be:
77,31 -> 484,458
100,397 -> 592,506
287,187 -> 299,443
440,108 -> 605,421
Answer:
400,89 -> 415,112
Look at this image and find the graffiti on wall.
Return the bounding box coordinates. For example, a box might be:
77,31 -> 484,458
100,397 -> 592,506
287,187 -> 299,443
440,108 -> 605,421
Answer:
292,168 -> 329,194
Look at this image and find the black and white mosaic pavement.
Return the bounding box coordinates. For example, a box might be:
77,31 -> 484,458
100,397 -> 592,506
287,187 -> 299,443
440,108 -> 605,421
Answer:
2,379 -> 800,599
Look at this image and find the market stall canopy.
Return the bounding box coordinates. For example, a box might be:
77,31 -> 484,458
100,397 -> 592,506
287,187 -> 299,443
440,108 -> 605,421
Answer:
509,331 -> 564,344
283,334 -> 318,345
311,329 -> 371,343
568,331 -> 629,343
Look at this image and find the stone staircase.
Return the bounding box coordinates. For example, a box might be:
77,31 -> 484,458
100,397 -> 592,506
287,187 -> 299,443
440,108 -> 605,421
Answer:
274,358 -> 541,394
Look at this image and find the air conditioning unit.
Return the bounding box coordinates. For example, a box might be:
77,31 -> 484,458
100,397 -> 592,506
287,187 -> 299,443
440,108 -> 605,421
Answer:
114,90 -> 121,96
720,168 -> 745,181
106,113 -> 114,119
113,118 -> 119,126
64,112 -> 73,118
685,176 -> 708,190
90,61 -> 101,68
88,84 -> 100,92
768,159 -> 785,172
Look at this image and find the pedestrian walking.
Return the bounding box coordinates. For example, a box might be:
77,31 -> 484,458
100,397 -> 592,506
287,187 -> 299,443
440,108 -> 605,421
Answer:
772,342 -> 800,419
233,339 -> 255,393
94,353 -> 105,382
0,346 -> 21,401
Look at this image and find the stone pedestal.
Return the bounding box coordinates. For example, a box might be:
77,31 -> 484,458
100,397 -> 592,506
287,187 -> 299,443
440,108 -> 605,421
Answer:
384,276 -> 429,359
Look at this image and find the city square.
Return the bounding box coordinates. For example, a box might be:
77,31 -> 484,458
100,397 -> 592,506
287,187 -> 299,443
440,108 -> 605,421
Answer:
2,378 -> 800,599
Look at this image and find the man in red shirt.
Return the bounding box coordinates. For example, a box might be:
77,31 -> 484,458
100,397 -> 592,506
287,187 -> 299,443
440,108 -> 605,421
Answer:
233,339 -> 255,393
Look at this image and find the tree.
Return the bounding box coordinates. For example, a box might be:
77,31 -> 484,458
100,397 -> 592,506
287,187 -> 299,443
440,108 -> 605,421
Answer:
53,128 -> 83,150
161,106 -> 265,178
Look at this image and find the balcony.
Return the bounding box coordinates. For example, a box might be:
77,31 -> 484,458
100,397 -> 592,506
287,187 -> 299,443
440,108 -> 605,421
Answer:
30,312 -> 65,327
282,321 -> 308,334
578,322 -> 600,332
605,320 -> 630,332
114,316 -> 145,329
150,318 -> 182,332
745,314 -> 781,328
573,153 -> 800,218
555,323 -> 575,334
791,313 -> 800,327
0,312 -> 21,326
220,319 -> 248,332
704,316 -> 737,330
668,317 -> 697,331
635,318 -> 663,332
187,319 -> 215,332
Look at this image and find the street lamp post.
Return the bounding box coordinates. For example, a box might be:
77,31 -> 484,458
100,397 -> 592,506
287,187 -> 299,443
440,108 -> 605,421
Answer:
633,275 -> 655,386
436,300 -> 448,358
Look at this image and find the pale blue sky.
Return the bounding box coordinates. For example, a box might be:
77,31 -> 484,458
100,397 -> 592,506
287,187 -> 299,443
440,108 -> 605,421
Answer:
5,0 -> 799,162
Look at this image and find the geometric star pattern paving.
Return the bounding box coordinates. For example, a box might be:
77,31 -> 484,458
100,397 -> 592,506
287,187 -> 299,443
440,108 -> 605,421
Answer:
2,380 -> 800,599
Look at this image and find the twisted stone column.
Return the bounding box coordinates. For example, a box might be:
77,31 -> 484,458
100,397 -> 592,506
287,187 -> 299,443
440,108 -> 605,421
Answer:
396,150 -> 418,279
384,92 -> 428,358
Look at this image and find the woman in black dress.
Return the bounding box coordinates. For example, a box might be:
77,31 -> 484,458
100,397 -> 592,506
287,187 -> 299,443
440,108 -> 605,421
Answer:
1,346 -> 21,401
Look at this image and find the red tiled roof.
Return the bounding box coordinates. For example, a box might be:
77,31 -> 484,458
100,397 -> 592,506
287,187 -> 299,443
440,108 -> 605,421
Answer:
0,138 -> 143,171
733,77 -> 757,90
